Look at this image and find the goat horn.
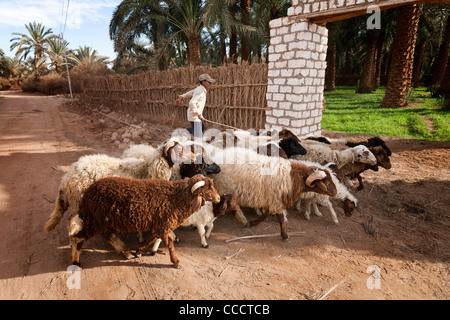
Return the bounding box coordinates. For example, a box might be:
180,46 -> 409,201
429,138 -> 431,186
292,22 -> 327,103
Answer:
164,141 -> 176,156
306,169 -> 327,187
191,180 -> 205,193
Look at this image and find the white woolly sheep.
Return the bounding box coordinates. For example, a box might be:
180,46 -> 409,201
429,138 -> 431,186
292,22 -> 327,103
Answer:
209,147 -> 338,240
291,142 -> 377,169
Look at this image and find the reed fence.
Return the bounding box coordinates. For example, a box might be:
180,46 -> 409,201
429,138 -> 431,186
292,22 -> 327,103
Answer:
80,64 -> 269,130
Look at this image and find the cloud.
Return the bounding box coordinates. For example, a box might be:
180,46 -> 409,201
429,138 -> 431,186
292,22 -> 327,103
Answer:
0,0 -> 121,30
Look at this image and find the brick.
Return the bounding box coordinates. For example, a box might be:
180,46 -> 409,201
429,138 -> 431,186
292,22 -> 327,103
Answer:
278,118 -> 291,126
279,102 -> 292,110
291,119 -> 306,127
270,18 -> 283,28
266,116 -> 277,124
271,36 -> 282,45
272,109 -> 284,117
273,93 -> 285,101
281,69 -> 293,77
267,85 -> 279,93
268,53 -> 281,62
268,69 -> 280,77
291,21 -> 308,32
274,77 -> 286,85
280,86 -> 292,93
275,44 -> 287,53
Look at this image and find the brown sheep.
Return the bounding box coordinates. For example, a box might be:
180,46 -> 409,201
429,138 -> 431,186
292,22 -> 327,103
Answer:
69,175 -> 220,268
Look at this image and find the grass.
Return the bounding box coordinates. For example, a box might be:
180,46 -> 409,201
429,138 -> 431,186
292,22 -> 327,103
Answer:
322,86 -> 450,141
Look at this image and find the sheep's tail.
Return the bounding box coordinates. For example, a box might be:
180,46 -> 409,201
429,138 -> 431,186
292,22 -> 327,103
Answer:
43,189 -> 69,233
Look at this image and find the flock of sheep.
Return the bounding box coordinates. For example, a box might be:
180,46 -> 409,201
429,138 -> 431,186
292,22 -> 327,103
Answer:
43,128 -> 392,268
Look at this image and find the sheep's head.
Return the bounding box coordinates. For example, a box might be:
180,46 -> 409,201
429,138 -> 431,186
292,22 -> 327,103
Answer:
370,146 -> 392,170
367,136 -> 392,156
180,154 -> 221,178
164,140 -> 195,165
189,175 -> 221,212
352,145 -> 377,165
213,194 -> 241,217
278,137 -> 307,157
341,198 -> 357,217
305,167 -> 337,197
190,144 -> 221,175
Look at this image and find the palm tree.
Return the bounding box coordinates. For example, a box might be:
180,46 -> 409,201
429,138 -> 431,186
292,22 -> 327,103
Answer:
430,15 -> 450,85
110,0 -> 167,70
204,0 -> 239,64
381,4 -> 422,108
165,0 -> 204,67
68,46 -> 110,70
10,22 -> 56,72
356,29 -> 380,93
0,49 -> 13,79
46,37 -> 69,74
252,0 -> 290,62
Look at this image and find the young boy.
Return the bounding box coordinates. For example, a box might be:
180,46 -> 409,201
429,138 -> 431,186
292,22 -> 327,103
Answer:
175,73 -> 216,138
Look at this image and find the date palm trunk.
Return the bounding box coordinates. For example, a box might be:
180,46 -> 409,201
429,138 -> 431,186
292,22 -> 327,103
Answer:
381,4 -> 421,108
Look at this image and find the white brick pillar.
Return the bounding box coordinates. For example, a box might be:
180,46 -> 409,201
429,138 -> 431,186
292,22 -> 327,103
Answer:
266,15 -> 328,137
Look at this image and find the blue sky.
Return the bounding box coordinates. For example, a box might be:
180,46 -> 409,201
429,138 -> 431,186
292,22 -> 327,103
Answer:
0,0 -> 122,61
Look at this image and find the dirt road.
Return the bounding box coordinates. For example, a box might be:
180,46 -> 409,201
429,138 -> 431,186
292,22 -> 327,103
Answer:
0,91 -> 448,300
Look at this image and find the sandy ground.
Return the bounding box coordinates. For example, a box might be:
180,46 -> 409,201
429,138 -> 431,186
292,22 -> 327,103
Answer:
0,91 -> 448,300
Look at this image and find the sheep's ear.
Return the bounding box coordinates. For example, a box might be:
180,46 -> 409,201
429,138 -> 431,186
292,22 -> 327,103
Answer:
313,180 -> 329,193
192,195 -> 203,212
164,141 -> 176,156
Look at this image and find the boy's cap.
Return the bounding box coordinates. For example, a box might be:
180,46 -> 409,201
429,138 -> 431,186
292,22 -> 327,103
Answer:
198,74 -> 216,83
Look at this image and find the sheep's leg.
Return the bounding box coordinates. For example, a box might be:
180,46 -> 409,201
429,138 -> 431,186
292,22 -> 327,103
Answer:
356,174 -> 365,191
102,232 -> 134,259
294,199 -> 302,211
312,202 -> 323,217
135,235 -> 157,257
231,208 -> 249,226
323,200 -> 339,224
304,200 -> 312,221
165,233 -> 181,268
197,225 -> 209,248
150,238 -> 162,256
248,212 -> 268,227
137,231 -> 145,244
276,213 -> 289,240
70,237 -> 84,267
205,222 -> 214,239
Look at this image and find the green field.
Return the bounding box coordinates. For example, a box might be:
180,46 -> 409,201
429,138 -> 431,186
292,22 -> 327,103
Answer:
322,86 -> 450,141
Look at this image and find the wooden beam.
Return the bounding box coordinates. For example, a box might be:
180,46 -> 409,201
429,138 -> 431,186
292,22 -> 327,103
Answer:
303,0 -> 450,24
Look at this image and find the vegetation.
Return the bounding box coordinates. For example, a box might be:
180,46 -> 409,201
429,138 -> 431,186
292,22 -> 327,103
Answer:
323,87 -> 449,141
0,2 -> 449,142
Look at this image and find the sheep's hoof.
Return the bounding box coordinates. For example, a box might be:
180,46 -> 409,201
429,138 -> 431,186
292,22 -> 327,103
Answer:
71,262 -> 82,268
149,251 -> 157,256
173,264 -> 183,269
174,237 -> 181,243
125,252 -> 136,260
202,244 -> 209,249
